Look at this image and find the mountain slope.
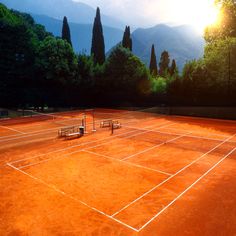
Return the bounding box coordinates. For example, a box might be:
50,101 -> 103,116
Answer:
132,24 -> 205,71
0,0 -> 125,29
32,14 -> 123,53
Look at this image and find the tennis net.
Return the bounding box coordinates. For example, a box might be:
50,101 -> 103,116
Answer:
25,110 -> 84,127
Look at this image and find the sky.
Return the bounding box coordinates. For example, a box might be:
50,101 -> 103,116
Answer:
74,0 -> 219,32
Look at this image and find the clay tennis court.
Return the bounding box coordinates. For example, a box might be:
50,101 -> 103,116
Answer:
0,108 -> 236,235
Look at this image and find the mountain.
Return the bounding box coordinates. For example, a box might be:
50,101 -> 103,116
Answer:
132,24 -> 205,71
32,14 -> 123,54
0,0 -> 125,29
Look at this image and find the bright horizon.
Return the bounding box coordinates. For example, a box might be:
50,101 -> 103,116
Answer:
74,0 -> 220,33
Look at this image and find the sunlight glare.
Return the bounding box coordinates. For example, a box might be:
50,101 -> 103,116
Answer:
171,0 -> 220,33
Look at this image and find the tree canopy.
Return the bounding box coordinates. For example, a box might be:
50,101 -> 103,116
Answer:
91,7 -> 105,65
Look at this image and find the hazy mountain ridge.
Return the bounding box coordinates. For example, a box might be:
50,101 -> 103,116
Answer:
132,24 -> 205,71
1,0 -> 205,71
0,0 -> 125,29
32,14 -> 123,54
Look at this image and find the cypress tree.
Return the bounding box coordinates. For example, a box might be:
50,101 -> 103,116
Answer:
91,7 -> 105,65
159,50 -> 170,76
122,26 -> 132,51
62,16 -> 72,46
149,44 -> 158,76
170,59 -> 177,76
122,26 -> 128,48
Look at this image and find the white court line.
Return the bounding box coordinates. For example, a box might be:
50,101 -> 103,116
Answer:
10,121 -> 173,165
0,125 -> 26,134
7,163 -> 138,232
84,150 -> 172,176
123,125 -> 236,143
0,127 -> 62,142
111,133 -> 236,217
16,122 -> 174,170
138,146 -> 236,232
122,132 -> 191,161
0,129 -> 64,141
83,122 -> 176,155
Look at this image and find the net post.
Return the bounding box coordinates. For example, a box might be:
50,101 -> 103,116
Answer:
92,109 -> 96,132
111,121 -> 114,135
83,113 -> 88,134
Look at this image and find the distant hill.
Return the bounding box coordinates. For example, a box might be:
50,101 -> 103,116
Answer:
0,0 -> 125,29
132,24 -> 205,71
32,14 -> 123,54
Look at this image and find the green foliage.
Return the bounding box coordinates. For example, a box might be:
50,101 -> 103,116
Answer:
62,16 -> 72,47
35,36 -> 77,83
0,3 -> 21,25
0,4 -> 44,106
104,46 -> 150,102
166,0 -> 236,106
149,44 -> 158,76
122,26 -> 132,51
3,1 -> 236,108
77,54 -> 94,80
150,77 -> 167,93
205,0 -> 236,42
91,7 -> 105,65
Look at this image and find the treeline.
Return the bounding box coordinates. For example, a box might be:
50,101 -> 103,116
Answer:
168,0 -> 236,106
0,1 -> 235,109
0,4 -> 162,108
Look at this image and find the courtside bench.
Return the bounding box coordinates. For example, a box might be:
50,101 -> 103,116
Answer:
65,126 -> 85,140
58,126 -> 76,138
65,131 -> 81,140
100,120 -> 112,128
112,120 -> 122,129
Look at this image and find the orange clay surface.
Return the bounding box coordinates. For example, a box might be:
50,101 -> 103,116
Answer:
0,108 -> 236,236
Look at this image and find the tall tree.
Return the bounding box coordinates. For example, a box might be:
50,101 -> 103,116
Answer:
91,7 -> 105,65
62,16 -> 72,46
122,26 -> 132,51
149,44 -> 158,76
159,50 -> 170,76
170,59 -> 177,76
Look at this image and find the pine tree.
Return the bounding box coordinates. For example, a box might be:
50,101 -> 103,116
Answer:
122,26 -> 132,51
170,59 -> 177,76
159,50 -> 170,76
91,7 -> 105,65
149,44 -> 158,75
62,16 -> 72,46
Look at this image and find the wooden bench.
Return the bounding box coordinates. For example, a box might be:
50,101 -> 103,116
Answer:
58,126 -> 75,138
112,120 -> 122,129
65,131 -> 82,140
100,120 -> 112,128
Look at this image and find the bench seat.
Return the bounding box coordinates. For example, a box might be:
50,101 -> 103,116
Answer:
65,132 -> 82,140
100,120 -> 112,128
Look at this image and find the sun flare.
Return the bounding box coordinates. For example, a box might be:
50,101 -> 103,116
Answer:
171,0 -> 220,33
